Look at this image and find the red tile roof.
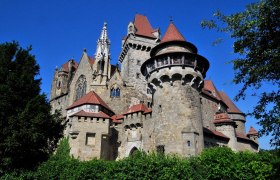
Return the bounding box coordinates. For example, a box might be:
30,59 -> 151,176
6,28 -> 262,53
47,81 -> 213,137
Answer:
219,91 -> 243,114
124,103 -> 150,115
144,108 -> 152,114
88,56 -> 95,65
70,110 -> 110,119
134,14 -> 157,39
61,60 -> 78,73
236,132 -> 251,140
203,80 -> 222,101
111,114 -> 124,123
160,22 -> 186,43
247,126 -> 258,135
203,127 -> 229,140
66,91 -> 113,112
213,113 -> 235,124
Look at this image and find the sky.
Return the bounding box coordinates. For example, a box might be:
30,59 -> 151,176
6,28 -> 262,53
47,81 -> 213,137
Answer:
0,0 -> 272,149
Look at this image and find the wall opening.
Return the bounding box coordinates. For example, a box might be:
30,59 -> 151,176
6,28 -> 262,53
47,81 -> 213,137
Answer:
86,133 -> 96,146
129,147 -> 139,156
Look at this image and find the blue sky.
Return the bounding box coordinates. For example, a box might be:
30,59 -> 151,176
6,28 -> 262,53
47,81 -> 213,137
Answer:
0,0 -> 272,149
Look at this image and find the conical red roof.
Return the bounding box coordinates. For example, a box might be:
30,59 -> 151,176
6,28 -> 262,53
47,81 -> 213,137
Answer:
134,14 -> 156,38
66,91 -> 113,112
248,126 -> 258,135
161,22 -> 186,43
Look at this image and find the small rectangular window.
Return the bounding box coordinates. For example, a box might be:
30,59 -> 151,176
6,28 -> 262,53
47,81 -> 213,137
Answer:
156,145 -> 165,154
137,60 -> 141,65
136,73 -> 140,79
86,133 -> 96,146
187,140 -> 191,147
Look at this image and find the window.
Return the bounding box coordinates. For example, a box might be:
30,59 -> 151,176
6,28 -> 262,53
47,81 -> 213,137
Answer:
136,73 -> 140,79
110,87 -> 120,98
57,80 -> 61,89
86,133 -> 96,146
97,60 -> 105,74
137,60 -> 141,65
75,75 -> 87,101
187,140 -> 191,147
156,145 -> 165,154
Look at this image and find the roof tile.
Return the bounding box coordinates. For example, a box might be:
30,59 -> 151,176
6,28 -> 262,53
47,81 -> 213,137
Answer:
248,126 -> 258,135
124,103 -> 150,115
219,91 -> 243,114
213,113 -> 235,124
66,91 -> 113,112
203,127 -> 229,139
161,22 -> 186,43
70,110 -> 110,119
134,14 -> 156,38
236,132 -> 251,140
111,114 -> 124,123
61,60 -> 78,73
203,80 -> 223,101
88,56 -> 95,65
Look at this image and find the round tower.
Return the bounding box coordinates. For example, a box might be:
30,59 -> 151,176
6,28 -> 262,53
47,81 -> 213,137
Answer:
141,22 -> 209,156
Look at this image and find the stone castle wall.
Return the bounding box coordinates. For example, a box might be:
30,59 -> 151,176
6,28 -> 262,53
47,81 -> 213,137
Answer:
120,36 -> 157,94
200,95 -> 218,130
68,116 -> 112,160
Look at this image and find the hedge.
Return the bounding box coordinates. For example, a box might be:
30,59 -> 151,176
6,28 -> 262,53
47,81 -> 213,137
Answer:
1,139 -> 278,180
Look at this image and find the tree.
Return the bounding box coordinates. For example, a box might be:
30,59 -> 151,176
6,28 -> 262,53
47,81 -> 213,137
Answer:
201,0 -> 280,147
0,42 -> 64,173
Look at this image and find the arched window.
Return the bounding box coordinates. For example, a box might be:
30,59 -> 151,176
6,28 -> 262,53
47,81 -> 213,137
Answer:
75,75 -> 87,101
116,88 -> 120,97
110,88 -> 116,97
97,61 -> 105,74
110,86 -> 120,98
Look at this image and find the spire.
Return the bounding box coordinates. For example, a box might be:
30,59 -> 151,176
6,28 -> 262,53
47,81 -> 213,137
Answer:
98,22 -> 110,45
161,22 -> 186,43
95,22 -> 110,60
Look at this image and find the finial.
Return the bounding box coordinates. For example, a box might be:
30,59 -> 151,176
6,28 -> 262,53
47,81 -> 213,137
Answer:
83,48 -> 87,52
170,16 -> 173,23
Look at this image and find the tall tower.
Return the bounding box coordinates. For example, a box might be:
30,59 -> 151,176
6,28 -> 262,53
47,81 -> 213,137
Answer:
93,22 -> 111,85
141,22 -> 210,156
119,14 -> 160,94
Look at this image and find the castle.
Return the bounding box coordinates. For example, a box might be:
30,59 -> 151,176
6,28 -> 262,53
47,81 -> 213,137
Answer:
50,14 -> 259,160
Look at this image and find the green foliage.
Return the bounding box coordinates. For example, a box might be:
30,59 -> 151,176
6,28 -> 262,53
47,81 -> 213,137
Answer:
2,145 -> 278,179
0,42 -> 64,173
200,147 -> 273,180
201,0 -> 280,147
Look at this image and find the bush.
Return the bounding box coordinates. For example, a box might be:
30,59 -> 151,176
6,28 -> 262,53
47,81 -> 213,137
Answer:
1,143 -> 277,180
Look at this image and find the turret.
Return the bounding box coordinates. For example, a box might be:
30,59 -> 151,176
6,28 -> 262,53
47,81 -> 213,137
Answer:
219,91 -> 246,135
213,113 -> 237,150
247,126 -> 259,144
141,22 -> 209,156
119,14 -> 159,94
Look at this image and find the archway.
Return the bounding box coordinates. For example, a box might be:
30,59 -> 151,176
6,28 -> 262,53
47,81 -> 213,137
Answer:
129,147 -> 139,156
